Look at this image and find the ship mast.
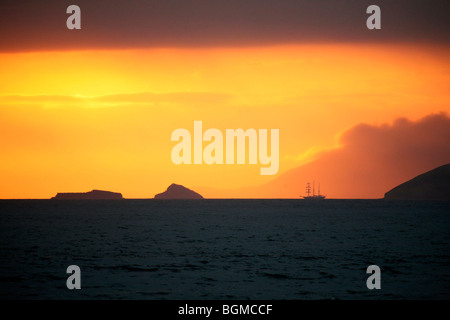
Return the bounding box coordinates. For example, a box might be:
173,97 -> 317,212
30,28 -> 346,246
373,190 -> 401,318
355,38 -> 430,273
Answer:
305,182 -> 311,197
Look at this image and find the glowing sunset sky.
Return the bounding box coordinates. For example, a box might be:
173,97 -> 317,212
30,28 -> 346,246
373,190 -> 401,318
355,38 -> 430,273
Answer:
0,1 -> 449,198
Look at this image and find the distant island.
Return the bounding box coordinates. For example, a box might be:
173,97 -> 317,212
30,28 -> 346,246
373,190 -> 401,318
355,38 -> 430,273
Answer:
154,183 -> 203,199
384,163 -> 450,201
51,189 -> 123,200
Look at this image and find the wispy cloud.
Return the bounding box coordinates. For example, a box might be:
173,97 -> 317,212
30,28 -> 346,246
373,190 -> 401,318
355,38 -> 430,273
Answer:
0,92 -> 232,108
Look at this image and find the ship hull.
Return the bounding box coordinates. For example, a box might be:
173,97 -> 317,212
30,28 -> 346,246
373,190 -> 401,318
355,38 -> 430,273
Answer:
303,195 -> 326,200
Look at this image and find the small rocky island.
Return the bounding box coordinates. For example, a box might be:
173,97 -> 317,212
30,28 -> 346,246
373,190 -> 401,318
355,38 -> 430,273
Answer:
384,163 -> 450,201
51,189 -> 123,200
154,183 -> 203,199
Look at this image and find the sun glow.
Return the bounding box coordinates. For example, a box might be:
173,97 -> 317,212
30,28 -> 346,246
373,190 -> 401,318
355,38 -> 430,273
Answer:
0,44 -> 449,198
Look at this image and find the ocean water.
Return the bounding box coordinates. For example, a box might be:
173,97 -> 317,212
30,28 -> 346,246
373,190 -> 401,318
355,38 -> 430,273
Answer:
0,199 -> 449,300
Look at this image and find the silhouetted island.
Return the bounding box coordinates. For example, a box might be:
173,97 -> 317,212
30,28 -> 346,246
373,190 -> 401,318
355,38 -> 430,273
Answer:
384,163 -> 450,201
154,183 -> 203,199
51,189 -> 123,200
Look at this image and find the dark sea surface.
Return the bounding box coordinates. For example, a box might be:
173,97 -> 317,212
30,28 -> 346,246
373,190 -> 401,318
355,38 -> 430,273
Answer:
0,199 -> 449,300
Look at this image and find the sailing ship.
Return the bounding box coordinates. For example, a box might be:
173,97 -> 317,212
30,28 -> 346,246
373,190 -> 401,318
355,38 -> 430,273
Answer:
303,181 -> 326,200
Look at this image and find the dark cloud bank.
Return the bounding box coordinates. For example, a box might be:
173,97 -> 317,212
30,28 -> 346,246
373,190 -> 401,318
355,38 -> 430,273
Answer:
1,0 -> 449,51
265,112 -> 450,198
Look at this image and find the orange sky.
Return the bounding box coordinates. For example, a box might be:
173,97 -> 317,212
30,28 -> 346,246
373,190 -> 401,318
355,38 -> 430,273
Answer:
0,44 -> 449,198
